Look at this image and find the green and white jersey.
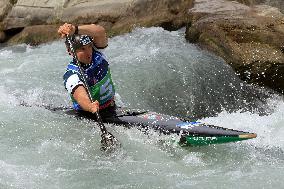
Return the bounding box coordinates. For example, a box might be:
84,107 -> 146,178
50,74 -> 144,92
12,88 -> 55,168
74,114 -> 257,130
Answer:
63,50 -> 115,111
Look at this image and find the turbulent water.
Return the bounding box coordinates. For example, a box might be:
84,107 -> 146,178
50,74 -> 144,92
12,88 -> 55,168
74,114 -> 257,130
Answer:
0,27 -> 283,189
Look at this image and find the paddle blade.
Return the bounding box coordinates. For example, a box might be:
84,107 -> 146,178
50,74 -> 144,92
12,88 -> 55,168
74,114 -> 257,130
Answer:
100,132 -> 120,152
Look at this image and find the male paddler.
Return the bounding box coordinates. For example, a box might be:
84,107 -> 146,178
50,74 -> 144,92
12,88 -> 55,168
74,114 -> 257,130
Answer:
58,23 -> 116,118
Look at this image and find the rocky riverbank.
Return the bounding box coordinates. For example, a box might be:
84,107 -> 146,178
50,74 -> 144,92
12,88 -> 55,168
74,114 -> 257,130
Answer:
0,0 -> 192,45
186,0 -> 284,93
1,0 -> 284,94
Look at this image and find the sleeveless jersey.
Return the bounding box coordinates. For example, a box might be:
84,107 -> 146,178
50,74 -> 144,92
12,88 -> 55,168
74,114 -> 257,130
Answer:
63,50 -> 115,111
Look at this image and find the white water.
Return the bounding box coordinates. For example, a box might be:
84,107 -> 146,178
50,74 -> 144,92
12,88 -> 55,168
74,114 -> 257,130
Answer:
0,27 -> 283,188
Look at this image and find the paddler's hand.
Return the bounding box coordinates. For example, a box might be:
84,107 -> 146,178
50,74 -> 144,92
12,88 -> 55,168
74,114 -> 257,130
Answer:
88,100 -> 100,113
58,23 -> 76,38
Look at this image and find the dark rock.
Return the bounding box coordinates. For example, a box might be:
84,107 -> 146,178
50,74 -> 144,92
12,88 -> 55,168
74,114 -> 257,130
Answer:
186,0 -> 284,93
0,31 -> 7,42
7,25 -> 59,46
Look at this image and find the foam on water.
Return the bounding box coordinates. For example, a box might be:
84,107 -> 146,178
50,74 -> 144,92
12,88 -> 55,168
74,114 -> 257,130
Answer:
0,27 -> 283,188
202,95 -> 284,149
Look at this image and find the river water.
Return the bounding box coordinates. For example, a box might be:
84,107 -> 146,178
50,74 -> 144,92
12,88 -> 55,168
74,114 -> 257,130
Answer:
0,27 -> 283,189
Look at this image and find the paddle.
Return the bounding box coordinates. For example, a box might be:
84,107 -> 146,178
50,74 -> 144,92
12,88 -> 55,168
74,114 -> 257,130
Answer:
66,35 -> 119,151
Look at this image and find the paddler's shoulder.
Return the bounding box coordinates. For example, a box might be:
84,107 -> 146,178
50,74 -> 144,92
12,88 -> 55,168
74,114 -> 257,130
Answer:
93,49 -> 107,60
67,61 -> 80,71
63,62 -> 80,80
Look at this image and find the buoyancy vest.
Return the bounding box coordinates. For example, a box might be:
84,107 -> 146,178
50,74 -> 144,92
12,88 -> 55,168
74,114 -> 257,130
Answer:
63,50 -> 115,111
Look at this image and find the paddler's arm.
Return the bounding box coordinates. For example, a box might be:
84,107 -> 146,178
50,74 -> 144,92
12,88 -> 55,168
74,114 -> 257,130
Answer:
76,24 -> 108,49
58,23 -> 108,48
72,85 -> 99,113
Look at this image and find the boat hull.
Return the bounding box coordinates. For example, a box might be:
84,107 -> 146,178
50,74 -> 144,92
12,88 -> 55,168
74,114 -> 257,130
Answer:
64,107 -> 257,146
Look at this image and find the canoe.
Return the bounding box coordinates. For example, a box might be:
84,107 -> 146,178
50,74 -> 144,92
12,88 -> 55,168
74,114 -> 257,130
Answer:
62,107 -> 257,146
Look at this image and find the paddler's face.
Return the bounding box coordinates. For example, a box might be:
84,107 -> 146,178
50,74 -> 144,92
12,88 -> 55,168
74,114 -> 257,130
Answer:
75,44 -> 93,64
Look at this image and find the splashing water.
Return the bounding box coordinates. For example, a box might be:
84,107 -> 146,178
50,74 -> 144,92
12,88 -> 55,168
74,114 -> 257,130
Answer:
0,27 -> 283,189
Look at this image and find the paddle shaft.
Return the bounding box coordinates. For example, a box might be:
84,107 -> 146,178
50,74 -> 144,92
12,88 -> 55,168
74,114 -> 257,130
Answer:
66,36 -> 108,135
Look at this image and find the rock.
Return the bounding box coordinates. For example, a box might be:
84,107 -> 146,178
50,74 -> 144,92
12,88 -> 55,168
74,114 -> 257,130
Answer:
3,0 -> 62,29
256,0 -> 284,13
110,0 -> 193,35
231,0 -> 284,13
7,25 -> 59,46
0,0 -> 11,21
186,0 -> 284,93
0,31 -> 7,42
229,0 -> 261,6
2,0 -> 193,43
